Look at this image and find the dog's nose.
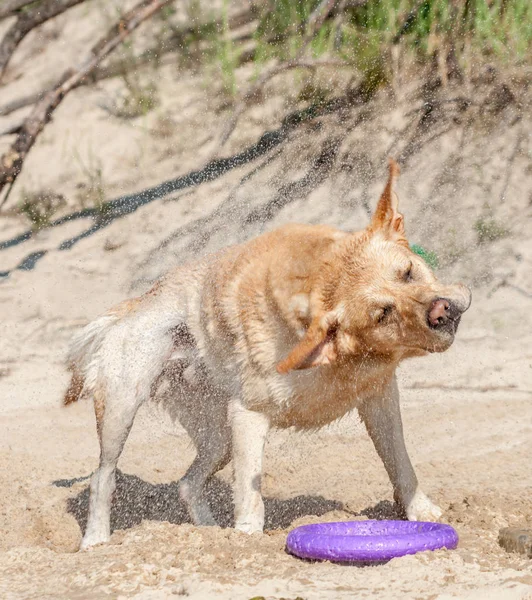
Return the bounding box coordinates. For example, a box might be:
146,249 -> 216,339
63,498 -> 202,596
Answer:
428,299 -> 449,326
428,298 -> 462,327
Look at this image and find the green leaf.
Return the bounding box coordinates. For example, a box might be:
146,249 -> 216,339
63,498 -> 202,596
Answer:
410,244 -> 439,269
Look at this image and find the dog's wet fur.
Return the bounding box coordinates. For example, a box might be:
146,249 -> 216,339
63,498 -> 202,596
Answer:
64,160 -> 471,549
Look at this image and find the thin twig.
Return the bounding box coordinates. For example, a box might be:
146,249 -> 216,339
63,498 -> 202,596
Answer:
0,182 -> 14,211
404,96 -> 474,118
0,91 -> 43,117
488,278 -> 532,300
0,0 -> 89,81
407,382 -> 532,394
0,119 -> 24,136
0,0 -> 174,202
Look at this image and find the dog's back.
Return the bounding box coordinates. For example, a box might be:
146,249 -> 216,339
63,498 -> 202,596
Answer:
64,222 -> 388,431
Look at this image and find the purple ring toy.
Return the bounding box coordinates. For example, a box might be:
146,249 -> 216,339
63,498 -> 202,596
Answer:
286,520 -> 459,563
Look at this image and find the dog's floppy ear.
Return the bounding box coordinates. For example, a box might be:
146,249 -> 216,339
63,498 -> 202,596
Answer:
276,313 -> 338,374
369,158 -> 407,243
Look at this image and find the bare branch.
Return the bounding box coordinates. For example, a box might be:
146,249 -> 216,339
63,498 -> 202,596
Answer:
0,119 -> 24,136
406,382 -> 532,394
0,6 -> 256,117
0,51 -> 177,119
0,91 -> 43,117
0,0 -> 174,201
0,0 -> 89,81
488,277 -> 532,300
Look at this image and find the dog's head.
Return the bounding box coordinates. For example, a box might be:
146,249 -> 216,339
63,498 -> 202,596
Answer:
277,159 -> 471,373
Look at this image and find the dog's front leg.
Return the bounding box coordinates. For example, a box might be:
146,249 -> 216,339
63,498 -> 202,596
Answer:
357,375 -> 443,521
230,400 -> 270,534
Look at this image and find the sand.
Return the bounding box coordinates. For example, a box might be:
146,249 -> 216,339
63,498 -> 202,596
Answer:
0,3 -> 531,598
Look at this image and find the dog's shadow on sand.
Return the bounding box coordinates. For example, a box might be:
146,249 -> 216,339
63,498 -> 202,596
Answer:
54,471 -> 403,535
54,470 -> 402,535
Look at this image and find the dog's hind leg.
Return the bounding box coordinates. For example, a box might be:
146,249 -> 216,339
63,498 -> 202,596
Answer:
178,422 -> 232,525
81,314 -> 175,550
174,380 -> 232,526
81,385 -> 139,550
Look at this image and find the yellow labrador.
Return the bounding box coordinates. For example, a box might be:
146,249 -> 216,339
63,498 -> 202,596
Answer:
64,160 -> 471,549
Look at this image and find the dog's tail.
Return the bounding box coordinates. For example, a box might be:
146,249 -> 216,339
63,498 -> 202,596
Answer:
63,314 -> 120,406
63,368 -> 85,406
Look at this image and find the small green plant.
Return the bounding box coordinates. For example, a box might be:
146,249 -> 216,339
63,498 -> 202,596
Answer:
411,244 -> 439,269
342,27 -> 389,99
215,0 -> 239,97
296,76 -> 330,106
291,0 -> 531,84
255,0 -> 316,59
98,30 -> 159,120
474,217 -> 509,244
18,189 -> 66,230
197,0 -> 530,108
107,72 -> 159,120
73,149 -> 107,212
176,1 -> 219,68
77,167 -> 106,212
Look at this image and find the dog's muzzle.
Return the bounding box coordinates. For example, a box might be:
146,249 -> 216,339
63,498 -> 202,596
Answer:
427,298 -> 464,335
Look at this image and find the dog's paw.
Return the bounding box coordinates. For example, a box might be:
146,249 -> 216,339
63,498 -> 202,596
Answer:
235,520 -> 263,535
178,480 -> 217,526
79,531 -> 109,551
405,490 -> 443,522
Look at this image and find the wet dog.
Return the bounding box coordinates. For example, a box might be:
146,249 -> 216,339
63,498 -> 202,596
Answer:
64,160 -> 471,549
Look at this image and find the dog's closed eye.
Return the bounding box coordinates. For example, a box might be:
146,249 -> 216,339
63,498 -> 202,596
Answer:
402,263 -> 413,283
377,305 -> 394,324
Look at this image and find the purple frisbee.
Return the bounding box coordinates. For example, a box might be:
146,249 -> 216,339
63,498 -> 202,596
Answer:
286,520 -> 459,563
